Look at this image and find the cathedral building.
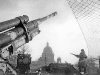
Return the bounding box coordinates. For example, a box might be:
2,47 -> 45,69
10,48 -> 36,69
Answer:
38,42 -> 55,65
30,42 -> 55,70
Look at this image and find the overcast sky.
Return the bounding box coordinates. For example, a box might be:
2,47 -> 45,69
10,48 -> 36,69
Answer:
0,0 -> 88,64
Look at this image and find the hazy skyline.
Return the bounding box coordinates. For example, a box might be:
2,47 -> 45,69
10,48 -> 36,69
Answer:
0,0 -> 88,64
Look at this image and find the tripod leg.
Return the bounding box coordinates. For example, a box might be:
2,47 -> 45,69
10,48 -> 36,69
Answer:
7,64 -> 17,75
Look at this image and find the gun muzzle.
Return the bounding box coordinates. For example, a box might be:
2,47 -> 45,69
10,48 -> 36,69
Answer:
36,12 -> 57,24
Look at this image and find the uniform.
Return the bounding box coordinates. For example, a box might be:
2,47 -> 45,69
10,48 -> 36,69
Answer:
78,49 -> 87,73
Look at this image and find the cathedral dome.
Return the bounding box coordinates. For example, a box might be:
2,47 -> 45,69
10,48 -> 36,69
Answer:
38,42 -> 54,65
42,42 -> 54,56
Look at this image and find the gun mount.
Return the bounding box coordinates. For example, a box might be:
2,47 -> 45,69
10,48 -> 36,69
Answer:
0,12 -> 57,75
0,12 -> 57,50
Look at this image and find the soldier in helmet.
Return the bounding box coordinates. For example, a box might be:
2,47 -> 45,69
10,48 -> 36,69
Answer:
71,49 -> 87,74
78,49 -> 87,73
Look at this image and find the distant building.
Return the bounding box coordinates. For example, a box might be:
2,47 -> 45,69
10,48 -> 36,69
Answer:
57,57 -> 61,63
31,42 -> 55,69
38,42 -> 55,65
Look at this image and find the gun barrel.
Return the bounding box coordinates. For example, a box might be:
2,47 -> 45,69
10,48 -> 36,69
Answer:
37,12 -> 57,25
0,15 -> 29,32
25,12 -> 57,31
0,27 -> 24,47
36,12 -> 57,23
0,27 -> 40,50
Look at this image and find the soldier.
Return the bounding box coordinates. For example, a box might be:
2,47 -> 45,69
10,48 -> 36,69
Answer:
71,49 -> 87,74
78,49 -> 87,74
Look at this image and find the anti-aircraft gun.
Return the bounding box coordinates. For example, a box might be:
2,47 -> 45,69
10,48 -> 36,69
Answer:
0,12 -> 57,75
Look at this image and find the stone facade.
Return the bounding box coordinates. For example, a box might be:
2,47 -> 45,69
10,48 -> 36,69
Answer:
38,42 -> 54,65
31,42 -> 55,69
